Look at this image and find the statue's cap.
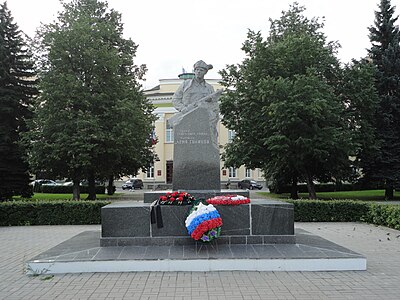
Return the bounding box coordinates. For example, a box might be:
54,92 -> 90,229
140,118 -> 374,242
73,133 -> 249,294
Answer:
193,60 -> 213,71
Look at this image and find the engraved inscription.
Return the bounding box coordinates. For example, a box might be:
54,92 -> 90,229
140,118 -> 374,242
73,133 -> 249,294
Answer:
175,130 -> 211,145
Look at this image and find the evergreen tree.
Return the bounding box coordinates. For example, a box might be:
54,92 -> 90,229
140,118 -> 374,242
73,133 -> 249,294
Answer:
367,0 -> 400,199
26,0 -> 155,200
0,2 -> 37,200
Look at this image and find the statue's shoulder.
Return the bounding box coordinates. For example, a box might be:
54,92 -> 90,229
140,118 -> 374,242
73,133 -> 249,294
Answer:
204,81 -> 215,92
181,78 -> 193,92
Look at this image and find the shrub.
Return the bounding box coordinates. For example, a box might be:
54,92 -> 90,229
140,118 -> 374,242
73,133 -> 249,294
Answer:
287,200 -> 371,222
0,200 -> 110,226
269,182 -> 384,194
364,203 -> 400,230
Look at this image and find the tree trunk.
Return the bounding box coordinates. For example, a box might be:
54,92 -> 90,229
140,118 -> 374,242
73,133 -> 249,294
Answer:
385,180 -> 394,200
107,175 -> 115,195
290,176 -> 299,199
86,170 -> 96,200
72,177 -> 80,200
305,172 -> 317,200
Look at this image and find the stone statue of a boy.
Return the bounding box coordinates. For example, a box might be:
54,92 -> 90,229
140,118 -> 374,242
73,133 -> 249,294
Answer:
170,60 -> 223,146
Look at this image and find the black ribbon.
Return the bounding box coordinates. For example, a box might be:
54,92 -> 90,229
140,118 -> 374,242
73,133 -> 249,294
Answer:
150,199 -> 163,228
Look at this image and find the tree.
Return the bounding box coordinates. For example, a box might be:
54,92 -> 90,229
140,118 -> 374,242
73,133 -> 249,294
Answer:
26,0 -> 155,200
338,60 -> 379,188
367,0 -> 400,200
219,3 -> 370,199
0,2 -> 37,200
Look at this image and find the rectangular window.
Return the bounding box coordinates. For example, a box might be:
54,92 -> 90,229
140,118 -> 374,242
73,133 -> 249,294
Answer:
166,121 -> 174,143
228,130 -> 236,142
245,168 -> 252,178
146,165 -> 154,178
228,167 -> 237,178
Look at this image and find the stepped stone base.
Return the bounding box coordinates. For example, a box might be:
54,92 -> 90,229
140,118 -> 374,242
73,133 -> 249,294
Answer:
27,229 -> 367,274
101,199 -> 294,247
143,189 -> 249,203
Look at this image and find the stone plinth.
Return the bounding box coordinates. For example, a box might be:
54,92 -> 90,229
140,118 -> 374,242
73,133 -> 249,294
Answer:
172,108 -> 220,191
101,199 -> 295,246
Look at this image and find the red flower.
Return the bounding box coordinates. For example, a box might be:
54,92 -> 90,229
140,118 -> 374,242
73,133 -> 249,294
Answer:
191,218 -> 223,240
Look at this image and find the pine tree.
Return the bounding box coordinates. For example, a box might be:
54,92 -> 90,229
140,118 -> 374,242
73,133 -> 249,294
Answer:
0,2 -> 37,200
367,0 -> 400,200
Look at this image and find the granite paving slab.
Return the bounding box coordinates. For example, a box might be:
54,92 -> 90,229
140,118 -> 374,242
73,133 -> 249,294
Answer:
27,228 -> 366,274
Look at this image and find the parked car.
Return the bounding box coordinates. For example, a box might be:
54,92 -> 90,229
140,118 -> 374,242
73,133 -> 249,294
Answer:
62,180 -> 104,186
122,179 -> 143,190
238,179 -> 263,190
30,179 -> 58,186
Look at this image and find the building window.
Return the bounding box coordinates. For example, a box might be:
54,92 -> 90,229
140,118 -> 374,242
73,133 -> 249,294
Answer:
228,167 -> 237,178
146,165 -> 154,178
245,168 -> 252,178
228,130 -> 236,142
166,121 -> 173,143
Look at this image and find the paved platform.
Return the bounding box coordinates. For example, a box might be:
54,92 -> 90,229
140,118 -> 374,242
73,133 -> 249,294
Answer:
26,228 -> 365,274
1,223 -> 400,299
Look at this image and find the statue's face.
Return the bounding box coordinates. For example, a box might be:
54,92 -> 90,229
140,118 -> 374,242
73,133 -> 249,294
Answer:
194,67 -> 207,80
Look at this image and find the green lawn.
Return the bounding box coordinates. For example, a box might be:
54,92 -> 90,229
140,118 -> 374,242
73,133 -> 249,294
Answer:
14,193 -> 122,201
153,103 -> 173,107
257,189 -> 400,201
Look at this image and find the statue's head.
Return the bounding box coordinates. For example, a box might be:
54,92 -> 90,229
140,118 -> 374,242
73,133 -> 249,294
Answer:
193,60 -> 213,80
193,60 -> 213,71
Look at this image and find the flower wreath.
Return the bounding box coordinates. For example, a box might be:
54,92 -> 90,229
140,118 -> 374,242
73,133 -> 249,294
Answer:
206,194 -> 250,206
158,191 -> 194,205
185,202 -> 222,242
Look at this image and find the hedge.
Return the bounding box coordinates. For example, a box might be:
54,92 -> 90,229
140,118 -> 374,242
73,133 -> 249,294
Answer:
0,200 -> 110,226
286,199 -> 400,230
287,200 -> 371,222
270,183 -> 385,194
364,203 -> 400,230
0,199 -> 399,230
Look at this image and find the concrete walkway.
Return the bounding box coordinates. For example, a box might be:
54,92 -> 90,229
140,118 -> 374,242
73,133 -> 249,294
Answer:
1,222 -> 400,299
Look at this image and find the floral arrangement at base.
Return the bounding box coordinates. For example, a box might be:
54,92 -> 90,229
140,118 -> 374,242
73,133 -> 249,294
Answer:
206,194 -> 250,206
158,191 -> 194,205
185,202 -> 222,242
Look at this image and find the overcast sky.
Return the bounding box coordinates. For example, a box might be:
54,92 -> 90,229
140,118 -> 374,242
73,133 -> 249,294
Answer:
7,0 -> 389,89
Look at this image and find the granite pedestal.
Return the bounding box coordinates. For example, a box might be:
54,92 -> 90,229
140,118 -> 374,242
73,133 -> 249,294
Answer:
101,199 -> 295,247
172,107 -> 220,191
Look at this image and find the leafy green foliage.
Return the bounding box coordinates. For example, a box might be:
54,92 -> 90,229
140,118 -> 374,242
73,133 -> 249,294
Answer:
0,3 -> 38,200
288,200 -> 371,222
286,199 -> 400,230
363,203 -> 400,230
367,0 -> 400,199
0,200 -> 110,226
219,3 -> 376,199
338,61 -> 379,180
25,0 -> 155,199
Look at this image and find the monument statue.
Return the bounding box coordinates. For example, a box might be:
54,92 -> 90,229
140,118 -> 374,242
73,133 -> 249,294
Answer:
169,60 -> 223,147
170,60 -> 223,191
